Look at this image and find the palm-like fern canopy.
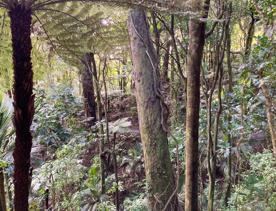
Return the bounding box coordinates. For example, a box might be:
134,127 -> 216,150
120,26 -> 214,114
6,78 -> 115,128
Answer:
0,0 -> 195,13
0,93 -> 11,146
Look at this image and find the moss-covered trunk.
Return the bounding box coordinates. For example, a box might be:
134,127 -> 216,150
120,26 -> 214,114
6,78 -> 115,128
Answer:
128,8 -> 178,211
9,6 -> 34,211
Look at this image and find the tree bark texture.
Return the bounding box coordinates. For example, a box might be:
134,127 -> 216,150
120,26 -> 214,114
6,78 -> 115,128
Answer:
9,5 -> 34,211
128,8 -> 178,211
81,53 -> 97,126
184,18 -> 206,211
0,169 -> 6,211
244,12 -> 256,59
224,6 -> 233,205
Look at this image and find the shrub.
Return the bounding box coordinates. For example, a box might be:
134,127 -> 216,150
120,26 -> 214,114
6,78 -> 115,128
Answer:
229,151 -> 276,210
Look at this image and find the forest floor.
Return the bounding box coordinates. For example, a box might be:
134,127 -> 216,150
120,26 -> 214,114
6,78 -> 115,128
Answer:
28,91 -> 269,209
80,93 -> 146,204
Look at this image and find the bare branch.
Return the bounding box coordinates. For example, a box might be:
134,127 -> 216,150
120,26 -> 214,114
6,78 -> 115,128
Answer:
156,13 -> 185,80
205,11 -> 224,38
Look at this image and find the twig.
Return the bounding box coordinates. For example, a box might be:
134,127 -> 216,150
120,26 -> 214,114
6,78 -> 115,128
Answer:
112,133 -> 119,210
156,13 -> 185,81
162,132 -> 180,211
205,11 -> 224,38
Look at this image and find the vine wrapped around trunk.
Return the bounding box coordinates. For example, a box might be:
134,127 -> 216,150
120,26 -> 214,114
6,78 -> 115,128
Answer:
9,5 -> 34,211
128,8 -> 178,211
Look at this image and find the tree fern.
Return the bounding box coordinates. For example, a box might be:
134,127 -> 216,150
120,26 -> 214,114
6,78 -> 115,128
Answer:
0,9 -> 12,92
35,2 -> 128,69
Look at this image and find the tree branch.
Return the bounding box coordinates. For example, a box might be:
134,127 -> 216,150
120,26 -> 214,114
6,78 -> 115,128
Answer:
205,10 -> 224,38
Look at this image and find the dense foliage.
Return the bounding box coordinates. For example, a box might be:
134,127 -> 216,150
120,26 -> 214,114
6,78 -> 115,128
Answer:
0,0 -> 275,210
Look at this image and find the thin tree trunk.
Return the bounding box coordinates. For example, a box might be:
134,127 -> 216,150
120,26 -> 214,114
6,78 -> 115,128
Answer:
206,94 -> 214,210
170,15 -> 184,82
206,21 -> 226,211
91,53 -> 102,122
162,38 -> 170,82
0,169 -> 6,211
81,53 -> 97,126
151,11 -> 160,65
91,53 -> 106,194
117,67 -> 122,90
45,189 -> 49,210
112,133 -> 119,210
224,6 -> 233,205
9,5 -> 34,211
184,0 -> 210,208
244,11 -> 256,59
260,82 -> 276,157
121,59 -> 127,93
207,64 -> 223,211
102,59 -> 110,145
4,173 -> 12,211
261,19 -> 275,157
128,8 -> 178,211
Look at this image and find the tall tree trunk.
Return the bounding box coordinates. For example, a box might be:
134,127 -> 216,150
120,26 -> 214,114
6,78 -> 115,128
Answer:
81,53 -> 97,126
9,5 -> 34,211
206,20 -> 226,211
128,8 -> 178,211
185,1 -> 210,208
91,53 -> 106,193
207,63 -> 223,211
224,5 -> 233,205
